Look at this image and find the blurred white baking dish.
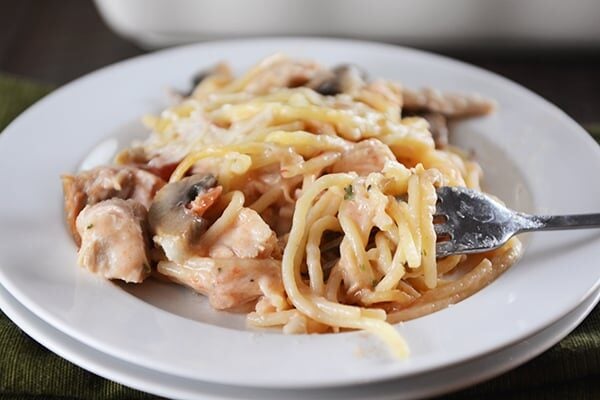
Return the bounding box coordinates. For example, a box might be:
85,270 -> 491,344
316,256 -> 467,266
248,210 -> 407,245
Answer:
94,0 -> 600,49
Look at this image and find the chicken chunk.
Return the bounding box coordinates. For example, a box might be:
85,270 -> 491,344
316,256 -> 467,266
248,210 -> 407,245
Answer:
158,257 -> 283,310
332,139 -> 396,176
148,175 -> 282,308
342,180 -> 391,234
208,208 -> 279,259
76,199 -> 151,283
402,87 -> 496,118
62,166 -> 165,245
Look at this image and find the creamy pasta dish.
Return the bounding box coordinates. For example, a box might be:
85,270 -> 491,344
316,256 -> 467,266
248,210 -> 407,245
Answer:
62,55 -> 522,357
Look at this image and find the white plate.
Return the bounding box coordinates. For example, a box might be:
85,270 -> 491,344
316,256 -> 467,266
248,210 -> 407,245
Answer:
1,283 -> 598,400
0,38 -> 599,388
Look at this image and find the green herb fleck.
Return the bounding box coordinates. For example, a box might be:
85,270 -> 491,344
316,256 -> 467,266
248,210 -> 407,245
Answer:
86,223 -> 94,230
423,249 -> 427,256
344,184 -> 354,200
359,263 -> 366,271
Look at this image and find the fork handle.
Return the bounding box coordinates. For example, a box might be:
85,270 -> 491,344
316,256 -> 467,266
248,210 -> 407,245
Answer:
520,213 -> 600,232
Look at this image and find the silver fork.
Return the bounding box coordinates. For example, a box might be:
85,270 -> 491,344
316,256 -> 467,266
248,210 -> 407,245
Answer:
434,186 -> 600,258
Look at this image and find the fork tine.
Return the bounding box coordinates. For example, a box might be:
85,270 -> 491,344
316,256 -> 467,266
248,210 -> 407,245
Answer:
433,203 -> 451,217
436,242 -> 454,258
433,185 -> 522,257
433,223 -> 451,236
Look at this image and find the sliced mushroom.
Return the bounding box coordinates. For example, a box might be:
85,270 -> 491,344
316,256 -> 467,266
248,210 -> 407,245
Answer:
307,64 -> 367,96
191,69 -> 211,89
179,68 -> 212,98
422,112 -> 449,149
148,174 -> 221,263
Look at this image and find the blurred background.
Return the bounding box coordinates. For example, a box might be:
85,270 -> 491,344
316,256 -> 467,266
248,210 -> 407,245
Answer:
1,0 -> 599,125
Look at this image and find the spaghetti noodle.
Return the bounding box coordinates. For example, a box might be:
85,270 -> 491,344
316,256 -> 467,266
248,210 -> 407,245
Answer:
62,55 -> 521,358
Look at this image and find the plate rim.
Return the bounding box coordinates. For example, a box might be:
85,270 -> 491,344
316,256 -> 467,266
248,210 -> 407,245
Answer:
1,283 -> 598,400
1,37 -> 600,388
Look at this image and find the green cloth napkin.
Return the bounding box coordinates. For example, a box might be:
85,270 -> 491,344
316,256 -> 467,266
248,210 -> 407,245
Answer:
0,73 -> 599,400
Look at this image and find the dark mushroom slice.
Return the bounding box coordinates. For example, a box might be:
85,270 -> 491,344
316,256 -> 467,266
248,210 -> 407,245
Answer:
148,174 -> 221,262
307,64 -> 368,96
179,63 -> 232,98
191,69 -> 211,89
422,112 -> 449,149
177,69 -> 212,98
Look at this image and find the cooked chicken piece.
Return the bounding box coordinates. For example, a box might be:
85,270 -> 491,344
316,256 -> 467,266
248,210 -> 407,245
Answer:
342,180 -> 391,234
76,199 -> 151,283
62,166 -> 165,245
402,87 -> 495,118
150,173 -> 282,308
158,257 -> 283,310
114,146 -> 180,181
208,208 -> 278,259
332,139 -> 396,176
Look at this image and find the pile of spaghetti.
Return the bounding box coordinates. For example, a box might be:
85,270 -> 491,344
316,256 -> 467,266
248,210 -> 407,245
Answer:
62,55 -> 522,358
